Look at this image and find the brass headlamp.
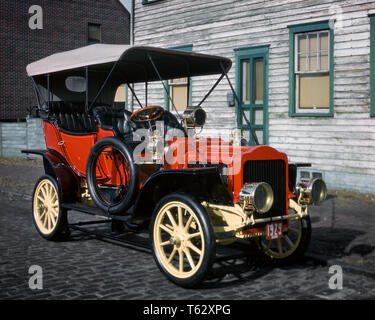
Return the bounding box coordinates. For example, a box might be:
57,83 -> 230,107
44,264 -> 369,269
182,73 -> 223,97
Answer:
182,107 -> 206,128
296,178 -> 327,205
239,182 -> 274,213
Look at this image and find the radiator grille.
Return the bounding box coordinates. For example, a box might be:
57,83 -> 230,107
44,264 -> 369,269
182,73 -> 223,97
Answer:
243,160 -> 286,217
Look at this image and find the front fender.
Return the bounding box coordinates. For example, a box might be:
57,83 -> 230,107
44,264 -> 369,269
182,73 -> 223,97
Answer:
132,168 -> 232,220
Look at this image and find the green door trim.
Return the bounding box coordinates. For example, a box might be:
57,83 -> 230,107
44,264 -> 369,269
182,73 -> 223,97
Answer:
234,45 -> 269,145
370,15 -> 375,117
164,44 -> 193,111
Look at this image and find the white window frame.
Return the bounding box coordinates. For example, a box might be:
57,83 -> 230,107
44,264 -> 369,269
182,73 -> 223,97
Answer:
294,30 -> 330,113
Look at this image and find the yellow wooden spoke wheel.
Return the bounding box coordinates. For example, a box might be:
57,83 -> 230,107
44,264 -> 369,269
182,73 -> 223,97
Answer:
256,216 -> 311,262
151,193 -> 215,288
32,175 -> 67,240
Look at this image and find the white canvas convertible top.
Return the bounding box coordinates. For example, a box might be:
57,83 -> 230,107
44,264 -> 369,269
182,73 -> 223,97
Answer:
26,44 -> 232,82
26,44 -> 131,76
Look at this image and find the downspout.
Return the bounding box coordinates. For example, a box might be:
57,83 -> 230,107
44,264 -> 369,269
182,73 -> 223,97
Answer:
130,0 -> 134,46
130,0 -> 135,112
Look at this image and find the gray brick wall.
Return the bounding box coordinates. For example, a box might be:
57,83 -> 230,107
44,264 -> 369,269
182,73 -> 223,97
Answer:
1,0 -> 130,120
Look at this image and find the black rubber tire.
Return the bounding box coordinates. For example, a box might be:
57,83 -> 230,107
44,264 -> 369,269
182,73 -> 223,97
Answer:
150,193 -> 216,288
289,216 -> 312,261
86,137 -> 139,214
32,174 -> 68,241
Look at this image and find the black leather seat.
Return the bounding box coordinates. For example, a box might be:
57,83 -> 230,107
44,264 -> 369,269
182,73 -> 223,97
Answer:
48,102 -> 97,133
92,106 -> 136,136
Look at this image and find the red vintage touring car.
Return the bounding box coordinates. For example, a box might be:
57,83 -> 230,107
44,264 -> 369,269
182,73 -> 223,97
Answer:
24,44 -> 327,287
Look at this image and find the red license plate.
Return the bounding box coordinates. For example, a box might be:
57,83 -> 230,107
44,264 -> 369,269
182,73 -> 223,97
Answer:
266,222 -> 283,240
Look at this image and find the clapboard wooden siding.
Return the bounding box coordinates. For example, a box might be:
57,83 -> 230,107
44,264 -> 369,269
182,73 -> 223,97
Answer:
133,0 -> 375,192
0,118 -> 46,159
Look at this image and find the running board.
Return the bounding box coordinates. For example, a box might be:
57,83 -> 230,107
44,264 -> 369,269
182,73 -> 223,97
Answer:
61,202 -> 131,223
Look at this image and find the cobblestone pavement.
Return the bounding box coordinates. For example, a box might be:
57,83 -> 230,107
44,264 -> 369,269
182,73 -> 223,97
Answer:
0,192 -> 374,300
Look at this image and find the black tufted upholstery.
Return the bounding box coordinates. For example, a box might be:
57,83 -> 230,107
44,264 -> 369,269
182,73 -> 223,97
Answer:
92,106 -> 136,136
48,102 -> 97,133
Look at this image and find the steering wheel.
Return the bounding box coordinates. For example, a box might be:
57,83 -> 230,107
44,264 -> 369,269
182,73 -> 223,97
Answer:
130,106 -> 164,123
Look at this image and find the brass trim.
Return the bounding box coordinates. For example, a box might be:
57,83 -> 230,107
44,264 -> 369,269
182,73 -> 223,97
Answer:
202,198 -> 309,243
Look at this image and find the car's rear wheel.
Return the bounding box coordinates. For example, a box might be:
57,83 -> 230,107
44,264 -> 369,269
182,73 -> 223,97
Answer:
151,193 -> 215,288
32,175 -> 68,241
256,216 -> 311,262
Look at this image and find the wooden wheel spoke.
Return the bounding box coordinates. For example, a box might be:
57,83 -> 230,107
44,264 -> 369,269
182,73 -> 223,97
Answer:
50,207 -> 57,217
284,235 -> 294,248
47,213 -> 51,230
188,232 -> 201,240
37,195 -> 44,203
187,241 -> 201,255
49,184 -> 53,197
51,193 -> 57,202
43,212 -> 48,227
160,240 -> 171,247
184,215 -> 193,231
184,248 -> 195,270
277,238 -> 283,254
160,224 -> 174,235
50,211 -> 57,226
166,210 -> 178,229
289,227 -> 299,233
266,239 -> 272,249
39,210 -> 46,220
178,250 -> 184,272
40,186 -> 47,200
167,247 -> 177,263
178,207 -> 183,228
46,184 -> 51,199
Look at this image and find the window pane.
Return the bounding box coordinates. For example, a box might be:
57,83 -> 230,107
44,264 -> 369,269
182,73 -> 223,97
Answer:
296,31 -> 329,72
310,54 -> 318,71
298,34 -> 307,54
309,33 -> 318,53
114,85 -> 126,102
171,85 -> 188,111
255,129 -> 264,145
298,54 -> 308,72
88,23 -> 101,44
241,60 -> 250,103
171,77 -> 188,84
320,32 -> 329,51
321,54 -> 329,71
253,109 -> 263,125
298,74 -> 329,109
253,58 -> 264,104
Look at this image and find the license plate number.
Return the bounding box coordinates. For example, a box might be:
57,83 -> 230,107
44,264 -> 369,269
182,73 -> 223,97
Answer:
266,222 -> 283,240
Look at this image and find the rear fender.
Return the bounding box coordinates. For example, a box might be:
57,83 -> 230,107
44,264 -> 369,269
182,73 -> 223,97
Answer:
22,149 -> 79,202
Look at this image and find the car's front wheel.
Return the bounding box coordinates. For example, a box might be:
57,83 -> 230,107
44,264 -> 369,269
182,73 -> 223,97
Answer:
150,193 -> 215,288
255,216 -> 311,263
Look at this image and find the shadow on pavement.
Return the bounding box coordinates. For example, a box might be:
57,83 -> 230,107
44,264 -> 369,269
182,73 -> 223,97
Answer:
309,227 -> 366,259
60,219 -> 372,289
